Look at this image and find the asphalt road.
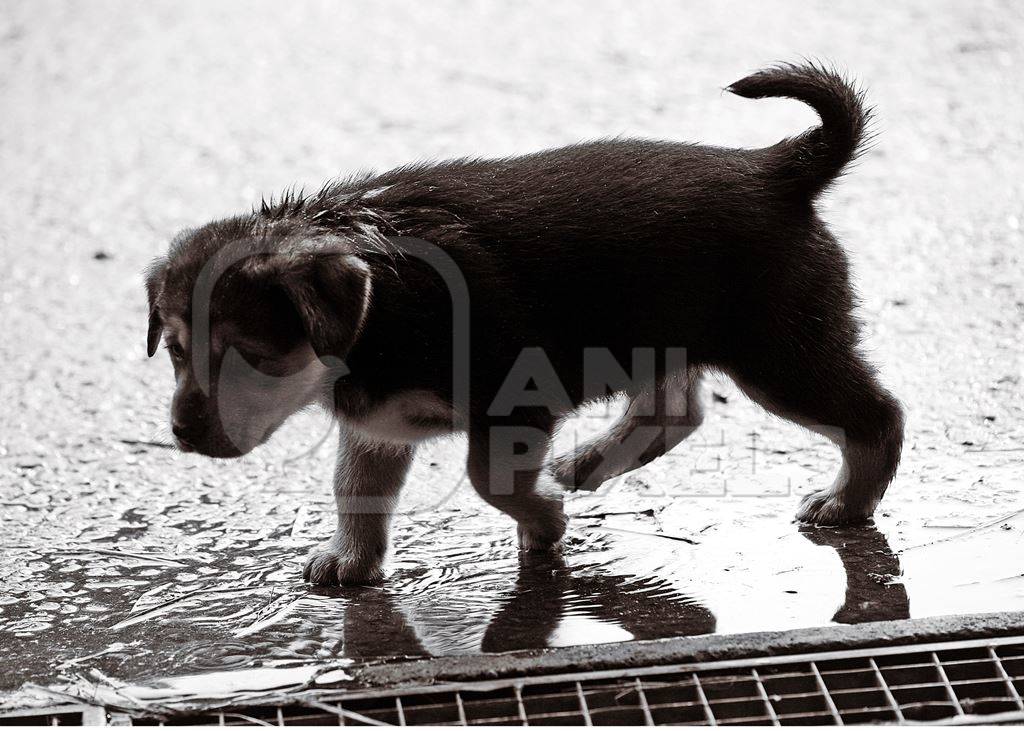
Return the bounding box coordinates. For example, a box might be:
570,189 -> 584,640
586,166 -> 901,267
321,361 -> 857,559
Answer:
1,0 -> 1022,703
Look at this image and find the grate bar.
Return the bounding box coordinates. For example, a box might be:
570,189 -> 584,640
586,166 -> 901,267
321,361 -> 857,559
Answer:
574,681 -> 593,726
223,712 -> 276,726
932,651 -> 966,716
870,656 -> 906,723
454,691 -> 468,726
514,684 -> 528,726
932,709 -> 1024,726
751,668 -> 781,726
299,699 -> 392,726
395,696 -> 406,726
691,672 -> 717,726
810,660 -> 844,726
634,677 -> 655,726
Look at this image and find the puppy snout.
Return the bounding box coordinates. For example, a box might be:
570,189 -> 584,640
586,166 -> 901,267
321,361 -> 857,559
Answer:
171,419 -> 203,450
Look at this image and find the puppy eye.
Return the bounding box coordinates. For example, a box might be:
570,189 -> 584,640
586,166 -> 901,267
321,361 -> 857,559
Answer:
167,342 -> 185,361
232,346 -> 285,375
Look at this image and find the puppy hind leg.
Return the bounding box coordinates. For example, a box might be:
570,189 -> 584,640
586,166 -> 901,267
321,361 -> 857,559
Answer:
730,345 -> 904,526
550,370 -> 706,490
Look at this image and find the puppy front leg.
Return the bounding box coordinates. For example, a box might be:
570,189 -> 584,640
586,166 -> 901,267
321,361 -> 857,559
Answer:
303,428 -> 414,585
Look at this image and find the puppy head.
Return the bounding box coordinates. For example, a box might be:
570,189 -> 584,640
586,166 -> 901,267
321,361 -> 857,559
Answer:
146,217 -> 371,457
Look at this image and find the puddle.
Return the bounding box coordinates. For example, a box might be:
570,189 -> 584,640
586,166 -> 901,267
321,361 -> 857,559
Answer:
3,399 -> 1024,709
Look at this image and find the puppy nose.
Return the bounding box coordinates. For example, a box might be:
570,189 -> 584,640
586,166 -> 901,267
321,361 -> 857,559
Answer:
172,420 -> 197,446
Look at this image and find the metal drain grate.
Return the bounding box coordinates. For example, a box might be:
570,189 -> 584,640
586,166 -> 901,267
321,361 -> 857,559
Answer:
0,705 -> 89,726
125,636 -> 1024,726
6,636 -> 1024,726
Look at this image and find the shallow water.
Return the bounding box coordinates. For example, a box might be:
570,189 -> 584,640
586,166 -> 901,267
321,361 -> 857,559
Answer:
3,399 -> 1023,703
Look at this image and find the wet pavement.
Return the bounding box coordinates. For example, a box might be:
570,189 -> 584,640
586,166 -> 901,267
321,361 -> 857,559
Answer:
2,0 -> 1023,708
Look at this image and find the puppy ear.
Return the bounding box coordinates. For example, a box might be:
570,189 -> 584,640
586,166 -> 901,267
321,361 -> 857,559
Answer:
281,254 -> 372,360
145,257 -> 168,357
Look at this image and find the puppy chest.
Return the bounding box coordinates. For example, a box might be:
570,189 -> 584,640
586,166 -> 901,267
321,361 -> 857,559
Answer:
349,390 -> 457,444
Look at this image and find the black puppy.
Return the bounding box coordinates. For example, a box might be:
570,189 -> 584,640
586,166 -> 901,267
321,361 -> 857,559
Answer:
146,63 -> 904,585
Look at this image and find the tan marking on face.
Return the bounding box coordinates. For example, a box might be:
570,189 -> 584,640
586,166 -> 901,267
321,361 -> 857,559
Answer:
163,316 -> 190,350
212,342 -> 329,453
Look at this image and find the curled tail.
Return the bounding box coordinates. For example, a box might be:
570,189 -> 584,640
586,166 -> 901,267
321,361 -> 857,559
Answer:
727,62 -> 872,197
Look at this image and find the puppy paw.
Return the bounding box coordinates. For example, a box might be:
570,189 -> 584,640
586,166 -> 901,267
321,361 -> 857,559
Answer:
796,489 -> 874,526
303,544 -> 383,586
517,508 -> 567,552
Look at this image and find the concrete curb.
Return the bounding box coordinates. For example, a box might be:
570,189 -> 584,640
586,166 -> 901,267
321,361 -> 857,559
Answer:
345,611 -> 1024,690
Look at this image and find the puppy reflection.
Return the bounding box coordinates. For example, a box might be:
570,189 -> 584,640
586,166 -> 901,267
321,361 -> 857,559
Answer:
320,554 -> 714,660
309,526 -> 903,661
800,524 -> 909,624
482,553 -> 715,653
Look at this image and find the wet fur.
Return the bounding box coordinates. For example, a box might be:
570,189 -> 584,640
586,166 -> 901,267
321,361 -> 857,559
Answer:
147,63 -> 905,584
